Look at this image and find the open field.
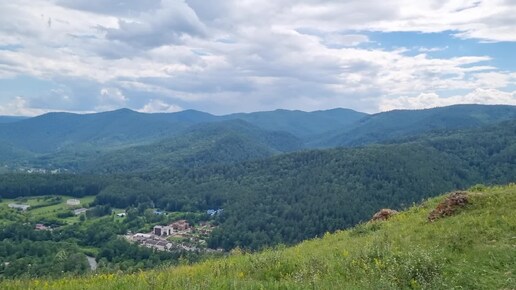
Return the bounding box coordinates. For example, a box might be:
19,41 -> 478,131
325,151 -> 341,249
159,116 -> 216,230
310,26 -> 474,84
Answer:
0,195 -> 95,223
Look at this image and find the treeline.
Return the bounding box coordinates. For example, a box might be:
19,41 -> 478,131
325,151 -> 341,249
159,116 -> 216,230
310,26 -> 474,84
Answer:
0,174 -> 106,198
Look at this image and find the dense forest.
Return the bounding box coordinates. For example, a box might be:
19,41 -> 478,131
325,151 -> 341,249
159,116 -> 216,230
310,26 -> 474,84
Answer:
1,121 -> 514,252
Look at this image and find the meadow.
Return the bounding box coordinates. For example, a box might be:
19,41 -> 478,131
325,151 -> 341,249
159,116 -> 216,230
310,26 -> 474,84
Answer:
0,195 -> 95,223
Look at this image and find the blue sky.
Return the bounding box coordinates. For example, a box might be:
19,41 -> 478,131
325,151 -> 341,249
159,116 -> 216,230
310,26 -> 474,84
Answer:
0,0 -> 515,116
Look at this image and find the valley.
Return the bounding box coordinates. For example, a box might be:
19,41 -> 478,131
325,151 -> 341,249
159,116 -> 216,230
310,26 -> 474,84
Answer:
3,1 -> 516,288
0,105 -> 514,286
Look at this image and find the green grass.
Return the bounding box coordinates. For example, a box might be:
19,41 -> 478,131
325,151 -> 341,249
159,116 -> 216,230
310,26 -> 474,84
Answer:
0,195 -> 95,223
2,184 -> 515,289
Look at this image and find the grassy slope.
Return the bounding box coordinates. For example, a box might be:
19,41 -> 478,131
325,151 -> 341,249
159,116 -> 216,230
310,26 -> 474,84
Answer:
3,184 -> 515,289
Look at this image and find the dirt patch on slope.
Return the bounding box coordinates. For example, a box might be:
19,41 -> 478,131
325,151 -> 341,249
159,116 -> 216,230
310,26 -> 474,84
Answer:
371,209 -> 399,221
428,191 -> 469,222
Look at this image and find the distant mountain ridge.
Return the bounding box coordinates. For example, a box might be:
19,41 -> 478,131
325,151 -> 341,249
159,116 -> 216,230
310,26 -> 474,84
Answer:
221,108 -> 367,138
0,107 -> 364,153
314,104 -> 516,147
0,104 -> 515,171
0,116 -> 28,123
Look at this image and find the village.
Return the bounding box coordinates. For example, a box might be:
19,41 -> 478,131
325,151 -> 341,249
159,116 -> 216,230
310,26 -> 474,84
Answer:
4,196 -> 223,254
125,219 -> 220,253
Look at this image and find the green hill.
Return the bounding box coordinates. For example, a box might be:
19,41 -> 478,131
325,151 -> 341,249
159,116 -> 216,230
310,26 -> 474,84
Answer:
1,105 -> 515,171
3,184 -> 514,289
317,104 -> 516,147
0,109 -> 217,154
83,120 -> 303,173
0,116 -> 27,124
223,108 -> 367,139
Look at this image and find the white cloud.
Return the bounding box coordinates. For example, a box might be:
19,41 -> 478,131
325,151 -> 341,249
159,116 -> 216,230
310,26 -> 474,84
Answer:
0,96 -> 49,116
96,88 -> 128,111
379,88 -> 516,111
0,0 -> 515,114
138,99 -> 182,113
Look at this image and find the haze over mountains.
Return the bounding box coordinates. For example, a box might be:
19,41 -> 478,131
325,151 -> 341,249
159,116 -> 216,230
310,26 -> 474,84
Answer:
0,104 -> 515,172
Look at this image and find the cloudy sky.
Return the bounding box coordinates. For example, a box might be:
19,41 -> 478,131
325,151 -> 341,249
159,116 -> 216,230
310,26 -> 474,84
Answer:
0,0 -> 515,115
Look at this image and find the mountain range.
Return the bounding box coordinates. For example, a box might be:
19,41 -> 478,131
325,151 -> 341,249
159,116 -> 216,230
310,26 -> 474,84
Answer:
0,104 -> 515,171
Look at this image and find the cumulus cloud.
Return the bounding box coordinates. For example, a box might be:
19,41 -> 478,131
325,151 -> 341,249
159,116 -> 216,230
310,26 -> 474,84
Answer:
100,0 -> 207,48
56,0 -> 161,16
138,99 -> 182,113
0,0 -> 515,114
379,88 -> 516,111
96,88 -> 128,111
0,96 -> 49,116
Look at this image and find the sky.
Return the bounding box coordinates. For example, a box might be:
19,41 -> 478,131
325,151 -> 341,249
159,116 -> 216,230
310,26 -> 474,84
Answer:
0,0 -> 515,116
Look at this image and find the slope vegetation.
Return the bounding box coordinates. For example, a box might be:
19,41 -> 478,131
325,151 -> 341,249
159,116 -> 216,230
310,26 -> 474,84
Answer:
84,120 -> 303,173
318,104 -> 516,147
3,184 -> 514,289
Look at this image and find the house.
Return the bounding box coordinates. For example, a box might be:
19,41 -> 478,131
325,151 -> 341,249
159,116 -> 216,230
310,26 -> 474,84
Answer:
143,240 -> 172,251
8,203 -> 30,211
35,224 -> 48,231
170,220 -> 190,231
207,209 -> 223,216
153,210 -> 166,215
153,225 -> 172,236
133,233 -> 151,239
66,199 -> 80,206
73,208 -> 88,215
116,212 -> 126,217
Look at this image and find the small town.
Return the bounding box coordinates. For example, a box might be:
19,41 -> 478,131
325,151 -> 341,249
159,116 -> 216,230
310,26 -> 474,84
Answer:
125,219 -> 219,252
3,196 -> 222,253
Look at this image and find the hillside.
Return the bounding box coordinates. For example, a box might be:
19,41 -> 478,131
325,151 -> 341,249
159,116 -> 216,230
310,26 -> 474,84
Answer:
0,108 -> 362,170
3,184 -> 514,289
317,104 -> 516,147
222,108 -> 367,138
0,107 -> 363,155
47,120 -> 510,250
1,105 -> 515,172
0,109 -> 217,154
0,116 -> 27,124
1,121 -> 513,251
82,120 -> 303,173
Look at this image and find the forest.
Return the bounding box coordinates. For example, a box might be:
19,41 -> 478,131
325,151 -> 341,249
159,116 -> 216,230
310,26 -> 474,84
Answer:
1,121 -> 514,256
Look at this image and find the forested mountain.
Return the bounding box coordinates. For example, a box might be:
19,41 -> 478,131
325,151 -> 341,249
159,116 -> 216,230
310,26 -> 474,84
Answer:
82,120 -> 303,173
0,109 -> 217,154
0,116 -> 27,124
3,120 -> 514,250
316,104 -> 516,147
0,107 -> 364,155
100,120 -> 514,249
222,108 -> 366,138
1,105 -> 515,172
0,108 -> 363,169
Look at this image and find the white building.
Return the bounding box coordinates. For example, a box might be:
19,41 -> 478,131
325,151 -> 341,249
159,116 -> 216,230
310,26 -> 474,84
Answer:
66,199 -> 81,206
73,208 -> 88,215
8,203 -> 30,211
153,225 -> 173,236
